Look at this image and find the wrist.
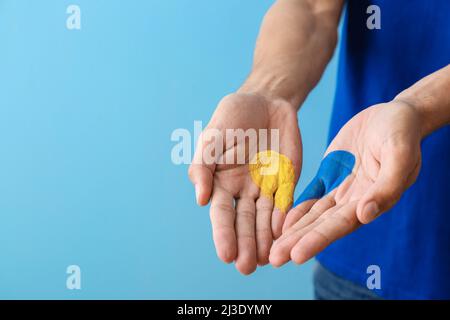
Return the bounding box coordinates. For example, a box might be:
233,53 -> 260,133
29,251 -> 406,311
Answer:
393,65 -> 450,137
393,92 -> 432,138
238,68 -> 310,110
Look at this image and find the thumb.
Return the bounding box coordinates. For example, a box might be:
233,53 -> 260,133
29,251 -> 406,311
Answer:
357,145 -> 420,224
188,130 -> 219,206
188,164 -> 213,206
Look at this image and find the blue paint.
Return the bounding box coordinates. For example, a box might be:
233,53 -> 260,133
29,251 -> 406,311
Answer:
294,150 -> 355,206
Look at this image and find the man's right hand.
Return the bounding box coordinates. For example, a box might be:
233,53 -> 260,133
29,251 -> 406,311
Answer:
188,0 -> 343,274
188,93 -> 301,274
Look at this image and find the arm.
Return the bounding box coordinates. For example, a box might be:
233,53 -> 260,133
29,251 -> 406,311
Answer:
239,0 -> 345,108
395,64 -> 450,137
189,0 -> 344,274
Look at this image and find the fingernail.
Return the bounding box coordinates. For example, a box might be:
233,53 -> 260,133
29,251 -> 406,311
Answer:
363,201 -> 380,222
195,184 -> 200,204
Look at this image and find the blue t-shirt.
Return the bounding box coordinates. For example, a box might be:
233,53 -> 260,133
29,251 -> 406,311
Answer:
317,0 -> 450,299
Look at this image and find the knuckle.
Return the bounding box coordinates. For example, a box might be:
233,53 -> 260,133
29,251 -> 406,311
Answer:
210,203 -> 234,216
187,165 -> 195,180
256,202 -> 273,212
256,227 -> 272,238
237,209 -> 255,220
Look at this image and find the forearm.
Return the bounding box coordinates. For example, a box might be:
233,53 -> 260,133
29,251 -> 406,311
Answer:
239,0 -> 344,108
395,64 -> 450,137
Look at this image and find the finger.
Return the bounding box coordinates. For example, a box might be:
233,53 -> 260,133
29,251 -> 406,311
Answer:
235,197 -> 257,275
271,207 -> 286,240
189,164 -> 213,206
269,196 -> 336,267
272,121 -> 302,238
275,174 -> 326,238
282,199 -> 316,232
188,130 -> 221,206
210,186 -> 237,263
280,193 -> 336,241
271,181 -> 296,239
271,176 -> 297,239
357,144 -> 420,224
255,196 -> 274,265
291,201 -> 359,264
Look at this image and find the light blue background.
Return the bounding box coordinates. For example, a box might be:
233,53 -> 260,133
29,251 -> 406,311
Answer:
0,0 -> 338,299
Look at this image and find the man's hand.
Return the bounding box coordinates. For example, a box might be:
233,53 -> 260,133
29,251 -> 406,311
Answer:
188,0 -> 343,274
270,101 -> 423,266
189,93 -> 301,274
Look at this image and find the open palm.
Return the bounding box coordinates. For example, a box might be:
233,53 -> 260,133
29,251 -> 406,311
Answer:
189,92 -> 301,274
270,101 -> 422,266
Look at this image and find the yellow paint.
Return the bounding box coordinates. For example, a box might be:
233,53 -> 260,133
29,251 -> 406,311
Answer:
249,150 -> 295,213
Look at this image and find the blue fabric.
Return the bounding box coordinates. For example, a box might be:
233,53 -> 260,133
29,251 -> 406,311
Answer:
294,151 -> 355,205
313,263 -> 382,300
315,0 -> 450,299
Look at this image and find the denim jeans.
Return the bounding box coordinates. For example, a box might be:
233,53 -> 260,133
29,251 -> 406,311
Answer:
313,263 -> 382,300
